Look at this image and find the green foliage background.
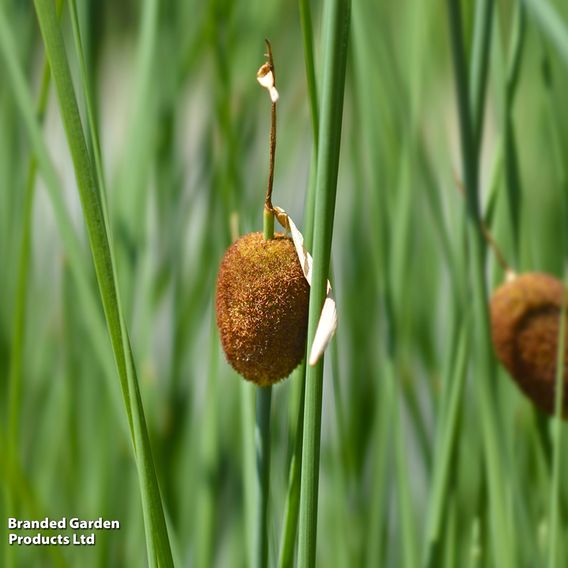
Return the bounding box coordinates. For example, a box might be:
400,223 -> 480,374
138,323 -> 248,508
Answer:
1,0 -> 568,566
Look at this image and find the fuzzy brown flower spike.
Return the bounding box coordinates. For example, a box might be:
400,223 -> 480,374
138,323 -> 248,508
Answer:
490,272 -> 568,416
216,232 -> 310,386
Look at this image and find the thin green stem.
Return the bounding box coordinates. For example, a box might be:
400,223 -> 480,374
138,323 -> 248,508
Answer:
67,0 -> 107,200
365,368 -> 394,567
423,323 -> 470,567
0,428 -> 69,568
470,0 -> 494,158
547,286 -> 567,568
256,39 -> 277,568
115,0 -> 159,249
5,72 -> 49,568
255,386 -> 272,568
391,362 -> 418,568
196,314 -> 220,568
278,364 -> 306,568
446,1 -> 515,566
298,0 -> 351,565
423,9 -> 494,557
5,5 -> 62,566
277,3 -> 319,563
468,517 -> 482,568
258,175 -> 273,568
299,0 -> 319,152
32,1 -> 173,565
241,383 -> 257,567
0,0 -> 127,437
263,208 -> 275,241
503,4 -> 526,263
523,0 -> 568,70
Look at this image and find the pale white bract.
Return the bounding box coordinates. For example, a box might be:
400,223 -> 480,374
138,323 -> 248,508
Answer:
257,57 -> 335,365
256,63 -> 279,103
274,207 -> 337,366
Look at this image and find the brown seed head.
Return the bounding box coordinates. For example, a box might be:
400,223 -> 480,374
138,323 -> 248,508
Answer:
215,232 -> 310,386
490,272 -> 568,417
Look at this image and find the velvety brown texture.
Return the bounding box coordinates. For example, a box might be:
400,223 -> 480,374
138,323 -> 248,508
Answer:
490,272 -> 568,416
215,232 -> 310,386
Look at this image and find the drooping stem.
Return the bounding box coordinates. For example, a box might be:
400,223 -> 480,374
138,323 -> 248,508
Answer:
260,40 -> 277,241
479,223 -> 514,277
265,96 -> 277,214
264,39 -> 277,221
454,171 -> 514,277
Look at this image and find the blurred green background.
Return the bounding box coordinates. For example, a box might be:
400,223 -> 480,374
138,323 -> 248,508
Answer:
2,0 -> 568,566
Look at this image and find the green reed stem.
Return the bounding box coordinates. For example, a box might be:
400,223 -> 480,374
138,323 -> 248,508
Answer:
255,209 -> 274,568
423,323 -> 470,567
470,0 -> 494,156
255,385 -> 273,568
278,3 -> 319,563
4,4 -> 64,565
256,46 -> 277,563
548,286 -> 567,568
523,0 -> 568,70
278,364 -> 306,568
32,1 -> 173,565
0,1 -> 127,437
5,44 -> 52,568
263,208 -> 275,241
299,0 -> 319,152
298,0 -> 350,565
446,1 -> 515,566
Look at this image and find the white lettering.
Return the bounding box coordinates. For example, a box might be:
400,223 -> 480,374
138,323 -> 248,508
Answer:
72,533 -> 95,545
69,517 -> 119,530
57,518 -> 67,529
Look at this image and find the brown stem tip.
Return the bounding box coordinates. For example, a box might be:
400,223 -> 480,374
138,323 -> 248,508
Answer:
257,40 -> 278,213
